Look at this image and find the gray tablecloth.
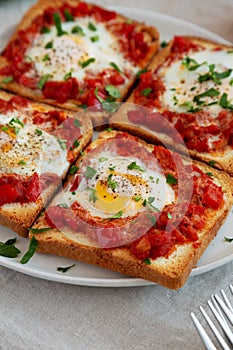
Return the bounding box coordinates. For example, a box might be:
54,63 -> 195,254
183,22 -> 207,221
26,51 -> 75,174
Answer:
0,1 -> 232,349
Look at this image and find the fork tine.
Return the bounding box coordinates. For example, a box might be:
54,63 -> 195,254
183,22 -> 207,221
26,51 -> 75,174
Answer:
199,306 -> 231,350
220,289 -> 233,314
208,300 -> 233,345
214,294 -> 233,325
211,295 -> 227,325
191,312 -> 218,350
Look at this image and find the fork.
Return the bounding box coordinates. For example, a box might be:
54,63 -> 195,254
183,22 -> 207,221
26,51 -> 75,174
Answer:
191,284 -> 233,350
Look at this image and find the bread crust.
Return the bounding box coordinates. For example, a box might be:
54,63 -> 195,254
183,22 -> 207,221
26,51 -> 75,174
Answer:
29,131 -> 233,289
0,90 -> 93,237
0,0 -> 159,128
110,36 -> 233,175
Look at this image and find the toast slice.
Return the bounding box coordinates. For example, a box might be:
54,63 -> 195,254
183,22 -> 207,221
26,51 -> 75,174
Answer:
0,90 -> 92,236
29,130 -> 233,289
110,36 -> 233,174
0,0 -> 159,128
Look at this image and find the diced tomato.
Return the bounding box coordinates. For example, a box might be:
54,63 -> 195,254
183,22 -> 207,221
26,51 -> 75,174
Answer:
109,72 -> 125,85
171,36 -> 201,54
130,235 -> 151,260
0,184 -> 19,205
202,182 -> 223,209
93,5 -> 116,21
43,78 -> 79,104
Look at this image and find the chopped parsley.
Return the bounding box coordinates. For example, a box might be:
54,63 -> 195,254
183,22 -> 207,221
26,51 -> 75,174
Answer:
1,76 -> 14,84
219,93 -> 233,110
136,68 -> 147,79
148,214 -> 156,226
182,56 -> 207,71
57,264 -> 75,273
143,258 -> 151,265
86,187 -> 98,202
179,101 -> 201,112
53,12 -> 67,36
208,160 -> 216,167
91,35 -> 99,42
224,236 -> 233,242
227,50 -> 233,54
166,173 -> 178,185
57,138 -> 67,151
134,196 -> 142,202
110,62 -> 122,73
167,212 -> 172,219
45,41 -> 53,49
41,26 -> 51,34
94,87 -> 118,113
38,74 -> 50,89
79,58 -> 95,68
57,203 -> 69,208
88,22 -> 97,31
107,174 -> 117,190
64,68 -> 74,81
84,166 -> 97,179
74,119 -> 82,128
108,165 -> 116,171
206,172 -> 213,177
127,161 -> 145,172
140,87 -> 152,97
108,210 -> 123,219
193,88 -> 220,105
18,160 -> 26,165
99,157 -> 108,162
42,54 -> 50,62
105,85 -> 121,99
64,9 -> 74,21
0,238 -> 21,258
28,227 -> 52,233
69,165 -> 79,175
160,41 -> 168,48
9,118 -> 24,128
230,79 -> 233,86
71,25 -> 85,36
198,64 -> 232,85
20,236 -> 38,264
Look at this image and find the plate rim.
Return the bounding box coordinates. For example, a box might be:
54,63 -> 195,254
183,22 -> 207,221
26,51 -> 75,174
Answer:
0,7 -> 232,287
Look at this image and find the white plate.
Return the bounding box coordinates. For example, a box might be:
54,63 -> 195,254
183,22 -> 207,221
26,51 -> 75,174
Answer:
0,7 -> 232,287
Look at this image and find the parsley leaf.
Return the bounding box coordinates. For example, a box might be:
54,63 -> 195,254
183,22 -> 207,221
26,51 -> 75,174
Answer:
107,174 -> 117,190
193,88 -> 220,105
69,165 -> 79,175
224,236 -> 233,242
57,264 -> 75,273
182,56 -> 207,71
91,35 -> 99,42
0,238 -> 21,258
71,25 -> 85,36
41,26 -> 51,34
45,41 -> 53,49
79,58 -> 95,68
53,12 -> 67,36
88,22 -> 97,31
166,173 -> 178,185
140,87 -> 152,97
1,76 -> 14,84
136,68 -> 147,79
28,227 -> 52,233
108,211 -> 123,219
20,236 -> 38,264
105,85 -> 121,99
86,187 -> 98,202
84,166 -> 97,179
219,93 -> 233,110
110,62 -> 122,73
127,161 -> 145,172
64,9 -> 74,21
38,74 -> 50,89
143,258 -> 151,265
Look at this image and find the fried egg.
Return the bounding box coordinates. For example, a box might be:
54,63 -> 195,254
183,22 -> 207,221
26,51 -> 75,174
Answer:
158,49 -> 233,117
25,17 -> 138,83
0,111 -> 69,177
61,150 -> 175,219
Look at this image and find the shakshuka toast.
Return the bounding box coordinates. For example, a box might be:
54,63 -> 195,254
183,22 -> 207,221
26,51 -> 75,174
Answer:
110,36 -> 233,174
0,90 -> 92,237
0,0 -> 159,127
29,130 -> 233,289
